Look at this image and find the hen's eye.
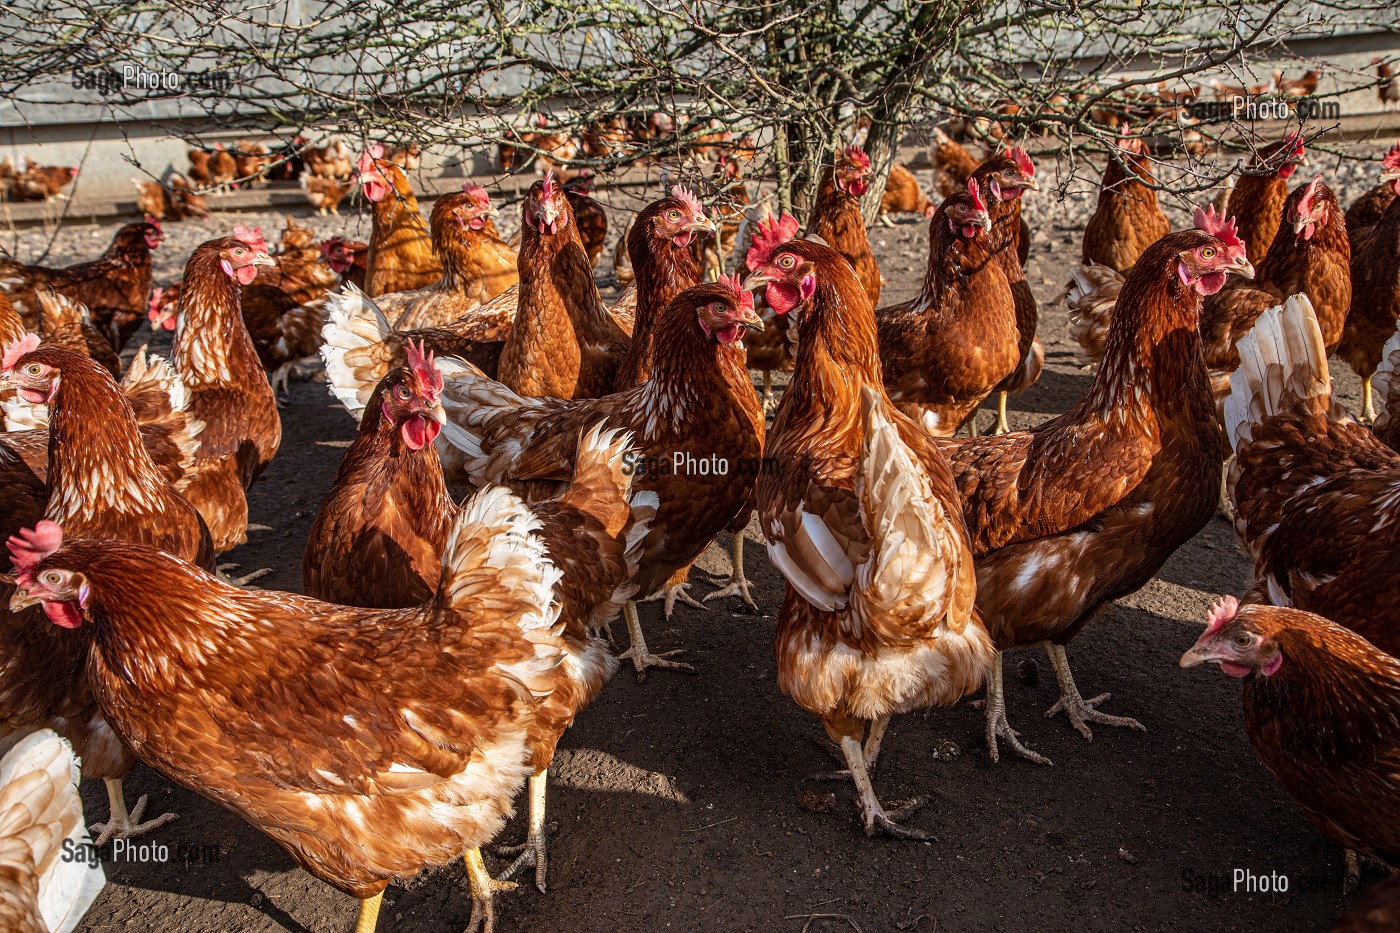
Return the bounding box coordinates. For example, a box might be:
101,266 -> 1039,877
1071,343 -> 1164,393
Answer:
41,570 -> 62,586
396,385 -> 413,400
1200,246 -> 1217,260
667,209 -> 680,221
24,363 -> 42,377
777,255 -> 796,269
1232,633 -> 1251,648
233,247 -> 245,256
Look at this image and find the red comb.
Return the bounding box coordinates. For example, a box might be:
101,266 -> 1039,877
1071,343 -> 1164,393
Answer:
842,145 -> 871,170
718,273 -> 755,313
404,339 -> 443,396
670,185 -> 706,219
967,177 -> 986,213
540,169 -> 558,202
355,145 -> 383,176
745,210 -> 801,271
461,182 -> 490,205
1383,143 -> 1400,172
1296,175 -> 1323,215
144,215 -> 163,235
1192,203 -> 1244,252
7,520 -> 62,582
1204,595 -> 1240,638
2,333 -> 41,372
1010,147 -> 1035,177
232,226 -> 268,253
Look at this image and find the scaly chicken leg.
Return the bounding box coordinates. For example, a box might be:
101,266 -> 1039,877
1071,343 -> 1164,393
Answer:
810,714 -> 892,780
994,390 -> 1011,434
702,533 -> 757,609
982,653 -> 1051,766
619,600 -> 696,679
1043,643 -> 1145,738
90,777 -> 178,847
1363,377 -> 1376,424
496,770 -> 550,892
354,891 -> 383,933
464,848 -> 516,933
840,732 -> 932,841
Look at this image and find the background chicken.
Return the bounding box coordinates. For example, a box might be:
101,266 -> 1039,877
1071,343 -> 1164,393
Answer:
300,172 -> 351,216
0,730 -> 104,933
929,127 -> 982,199
134,174 -> 207,222
1226,134 -> 1307,264
563,173 -> 608,268
805,145 -> 881,306
301,138 -> 352,181
1201,176 -> 1351,372
1338,145 -> 1400,420
878,179 -> 1017,435
166,230 -> 281,552
1378,58 -> 1399,111
939,212 -> 1250,764
877,163 -> 934,224
1224,295 -> 1400,654
356,144 -> 443,297
972,148 -> 1042,432
7,487 -> 567,933
0,220 -> 162,352
746,220 -> 992,840
3,160 -> 77,202
1181,598 -> 1400,886
435,278 -> 764,676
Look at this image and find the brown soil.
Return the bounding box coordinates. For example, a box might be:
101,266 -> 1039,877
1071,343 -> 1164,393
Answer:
44,180 -> 1377,933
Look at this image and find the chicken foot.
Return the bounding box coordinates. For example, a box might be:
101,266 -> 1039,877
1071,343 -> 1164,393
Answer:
354,890 -> 383,933
90,776 -> 179,847
217,563 -> 273,587
1043,642 -> 1145,739
840,733 -> 933,842
464,848 -> 517,933
618,600 -> 696,680
702,534 -> 757,610
981,652 -> 1052,766
492,771 -> 552,893
638,572 -> 705,619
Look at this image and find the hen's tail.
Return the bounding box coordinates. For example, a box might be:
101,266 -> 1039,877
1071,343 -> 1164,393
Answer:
0,730 -> 104,933
1065,262 -> 1124,365
1223,294 -> 1340,453
436,361 -> 542,486
1372,322 -> 1400,449
118,348 -> 206,485
320,284 -> 400,419
437,485 -> 566,698
852,387 -> 985,671
554,424 -> 658,634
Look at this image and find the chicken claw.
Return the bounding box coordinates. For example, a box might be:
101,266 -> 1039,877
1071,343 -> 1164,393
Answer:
91,777 -> 178,847
217,563 -> 273,587
702,534 -> 758,611
983,654 -> 1052,766
619,601 -> 696,681
464,848 -> 517,933
639,580 -> 705,619
1043,643 -> 1145,740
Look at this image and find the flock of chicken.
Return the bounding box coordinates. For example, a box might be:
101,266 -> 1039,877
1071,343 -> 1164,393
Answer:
0,118 -> 1395,933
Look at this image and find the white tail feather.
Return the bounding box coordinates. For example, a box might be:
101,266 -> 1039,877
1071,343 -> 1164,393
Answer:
320,284 -> 396,419
0,730 -> 104,933
1373,321 -> 1400,439
1223,293 -> 1331,452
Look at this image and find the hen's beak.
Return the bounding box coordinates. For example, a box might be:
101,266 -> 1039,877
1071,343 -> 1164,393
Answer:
690,216 -> 718,236
1228,256 -> 1256,280
737,304 -> 765,332
9,587 -> 39,613
973,212 -> 993,232
741,270 -> 773,291
428,403 -> 447,426
253,252 -> 276,268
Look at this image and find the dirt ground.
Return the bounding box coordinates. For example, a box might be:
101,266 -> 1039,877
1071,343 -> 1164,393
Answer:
6,149 -> 1385,932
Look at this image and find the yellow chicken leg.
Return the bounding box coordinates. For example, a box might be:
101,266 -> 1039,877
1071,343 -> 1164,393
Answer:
618,600 -> 695,680
496,770 -> 550,892
1043,642 -> 1146,739
354,891 -> 383,933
